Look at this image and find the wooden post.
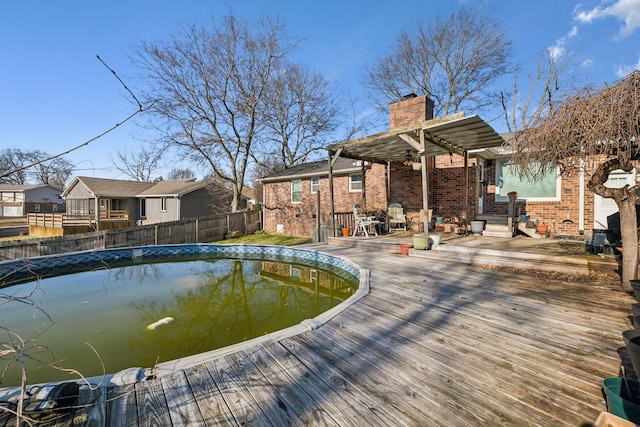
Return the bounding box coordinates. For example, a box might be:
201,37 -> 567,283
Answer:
420,129 -> 429,237
328,150 -> 336,237
316,190 -> 321,242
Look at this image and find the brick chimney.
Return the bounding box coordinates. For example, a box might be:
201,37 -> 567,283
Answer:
389,94 -> 434,129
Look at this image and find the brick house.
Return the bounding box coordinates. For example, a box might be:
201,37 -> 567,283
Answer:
260,157 -> 387,238
263,94 -> 625,240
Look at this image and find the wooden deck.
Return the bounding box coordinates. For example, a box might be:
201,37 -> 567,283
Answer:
1,243 -> 634,426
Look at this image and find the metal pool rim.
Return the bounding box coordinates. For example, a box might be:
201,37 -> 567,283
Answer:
0,243 -> 369,389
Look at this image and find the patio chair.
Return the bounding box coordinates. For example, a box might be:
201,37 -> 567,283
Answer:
353,203 -> 380,237
387,203 -> 407,232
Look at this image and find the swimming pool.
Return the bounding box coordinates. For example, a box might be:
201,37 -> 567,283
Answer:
0,244 -> 367,388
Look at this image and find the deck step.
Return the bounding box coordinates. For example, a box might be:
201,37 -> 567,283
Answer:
409,242 -> 590,275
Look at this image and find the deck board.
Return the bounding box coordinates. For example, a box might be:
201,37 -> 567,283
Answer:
1,244 -> 634,426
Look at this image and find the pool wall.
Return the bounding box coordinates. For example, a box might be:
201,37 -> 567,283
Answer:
0,244 -> 369,387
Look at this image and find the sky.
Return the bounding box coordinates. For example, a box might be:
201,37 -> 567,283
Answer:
1,0 -> 640,182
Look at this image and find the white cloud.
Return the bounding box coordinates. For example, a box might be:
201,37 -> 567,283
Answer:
548,25 -> 579,60
581,58 -> 594,68
574,0 -> 640,39
615,56 -> 640,77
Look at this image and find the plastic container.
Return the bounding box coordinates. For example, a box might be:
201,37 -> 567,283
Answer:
603,377 -> 640,423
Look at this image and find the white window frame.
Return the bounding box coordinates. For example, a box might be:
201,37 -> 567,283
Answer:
291,180 -> 302,203
310,177 -> 320,194
349,174 -> 363,192
161,197 -> 167,212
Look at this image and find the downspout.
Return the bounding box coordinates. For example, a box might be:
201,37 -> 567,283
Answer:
579,158 -> 585,233
463,151 -> 469,228
262,181 -> 266,232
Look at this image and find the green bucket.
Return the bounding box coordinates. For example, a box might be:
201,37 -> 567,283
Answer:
603,377 -> 640,423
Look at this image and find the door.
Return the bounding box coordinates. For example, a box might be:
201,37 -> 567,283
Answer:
594,170 -> 635,229
477,159 -> 486,214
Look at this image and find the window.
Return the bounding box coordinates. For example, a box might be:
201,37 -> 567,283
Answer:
291,180 -> 302,203
310,177 -> 320,193
496,160 -> 560,201
161,197 -> 167,212
34,203 -> 40,213
349,174 -> 363,192
139,199 -> 146,218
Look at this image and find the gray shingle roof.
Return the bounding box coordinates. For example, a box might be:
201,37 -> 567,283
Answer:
259,157 -> 364,183
137,180 -> 205,197
66,177 -> 155,197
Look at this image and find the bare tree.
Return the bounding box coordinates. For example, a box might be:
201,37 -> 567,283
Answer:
0,149 -> 73,189
132,14 -> 298,212
112,145 -> 165,182
501,50 -> 577,132
514,71 -> 640,288
253,62 -> 340,169
366,6 -> 511,117
167,168 -> 196,180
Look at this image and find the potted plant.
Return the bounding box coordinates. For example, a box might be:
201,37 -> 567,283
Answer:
535,223 -> 549,233
412,233 -> 432,250
340,225 -> 352,237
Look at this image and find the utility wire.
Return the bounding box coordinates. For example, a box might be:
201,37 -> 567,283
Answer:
0,56 -> 150,180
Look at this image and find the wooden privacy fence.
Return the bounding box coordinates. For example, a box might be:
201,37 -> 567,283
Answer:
0,211 -> 262,261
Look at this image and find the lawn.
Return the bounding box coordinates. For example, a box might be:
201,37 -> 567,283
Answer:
216,233 -> 312,246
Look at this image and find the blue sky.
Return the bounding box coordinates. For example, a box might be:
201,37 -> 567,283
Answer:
1,0 -> 639,181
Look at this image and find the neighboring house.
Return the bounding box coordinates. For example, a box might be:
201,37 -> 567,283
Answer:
0,184 -> 64,217
263,93 -> 618,240
260,157 -> 387,237
61,177 -> 219,225
62,176 -> 155,224
137,179 -> 213,224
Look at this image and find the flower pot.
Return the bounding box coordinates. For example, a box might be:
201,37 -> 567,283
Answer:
341,228 -> 351,237
631,280 -> 640,301
593,411 -> 637,427
536,224 -> 549,233
411,162 -> 422,170
623,329 -> 640,378
470,221 -> 484,236
603,377 -> 640,423
412,234 -> 431,250
399,243 -> 413,255
632,304 -> 640,328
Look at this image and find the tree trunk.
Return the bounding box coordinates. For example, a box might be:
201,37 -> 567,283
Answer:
587,154 -> 638,289
618,195 -> 639,290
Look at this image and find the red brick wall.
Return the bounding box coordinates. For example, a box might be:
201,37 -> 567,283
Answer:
476,156 -> 616,237
388,154 -> 479,230
262,163 -> 387,237
389,95 -> 434,129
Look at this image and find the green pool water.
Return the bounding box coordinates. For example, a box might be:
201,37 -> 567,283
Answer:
0,258 -> 357,387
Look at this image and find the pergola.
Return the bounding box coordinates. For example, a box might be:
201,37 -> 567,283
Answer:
326,113 -> 505,237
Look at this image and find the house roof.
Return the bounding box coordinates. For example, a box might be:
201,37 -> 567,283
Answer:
137,179 -> 206,197
0,184 -> 58,192
259,157 -> 363,183
61,176 -> 156,198
327,113 -> 505,163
